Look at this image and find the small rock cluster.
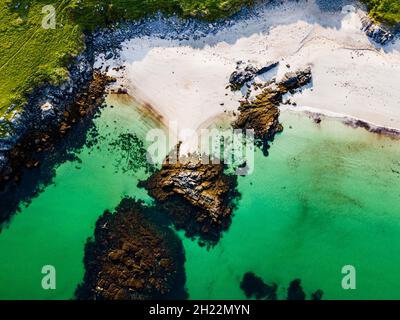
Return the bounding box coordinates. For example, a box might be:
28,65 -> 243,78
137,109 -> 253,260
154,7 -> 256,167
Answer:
232,67 -> 312,155
228,61 -> 279,91
240,272 -> 323,300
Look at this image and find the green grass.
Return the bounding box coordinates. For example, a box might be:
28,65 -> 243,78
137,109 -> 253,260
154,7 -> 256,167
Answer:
0,0 -> 251,133
361,0 -> 400,25
0,1 -> 84,124
1,0 -> 397,133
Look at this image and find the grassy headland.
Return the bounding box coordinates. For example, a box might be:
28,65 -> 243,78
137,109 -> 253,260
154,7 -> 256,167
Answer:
0,0 -> 251,131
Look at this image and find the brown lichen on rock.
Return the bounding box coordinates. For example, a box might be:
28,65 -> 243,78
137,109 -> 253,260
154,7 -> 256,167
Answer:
139,153 -> 239,245
75,198 -> 187,300
232,68 -> 312,155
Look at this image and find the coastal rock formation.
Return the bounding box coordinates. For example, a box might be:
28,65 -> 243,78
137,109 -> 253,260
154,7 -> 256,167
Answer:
232,68 -> 312,155
240,272 -> 277,300
139,153 -> 239,245
360,15 -> 394,45
229,61 -> 279,91
76,198 -> 187,300
0,72 -> 115,226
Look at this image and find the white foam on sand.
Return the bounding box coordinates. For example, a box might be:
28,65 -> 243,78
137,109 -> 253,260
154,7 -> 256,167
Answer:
101,0 -> 400,152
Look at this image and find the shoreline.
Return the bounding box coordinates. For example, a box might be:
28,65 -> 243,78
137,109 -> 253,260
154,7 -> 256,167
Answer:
0,72 -> 115,227
280,105 -> 400,139
99,0 -> 400,148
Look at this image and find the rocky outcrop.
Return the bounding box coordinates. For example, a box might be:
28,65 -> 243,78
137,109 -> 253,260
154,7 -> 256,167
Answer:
139,153 -> 239,245
232,68 -> 312,155
228,61 -> 279,91
360,15 -> 395,45
0,72 -> 115,227
75,198 -> 187,300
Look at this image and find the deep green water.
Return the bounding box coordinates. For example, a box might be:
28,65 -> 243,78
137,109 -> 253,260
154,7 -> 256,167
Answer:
0,96 -> 400,299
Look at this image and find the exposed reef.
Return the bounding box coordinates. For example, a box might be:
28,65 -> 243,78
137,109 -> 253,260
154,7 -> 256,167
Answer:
139,152 -> 239,246
232,67 -> 312,155
76,198 -> 187,300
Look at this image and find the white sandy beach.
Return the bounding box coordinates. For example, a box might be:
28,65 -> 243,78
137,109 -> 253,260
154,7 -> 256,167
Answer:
99,0 -> 400,152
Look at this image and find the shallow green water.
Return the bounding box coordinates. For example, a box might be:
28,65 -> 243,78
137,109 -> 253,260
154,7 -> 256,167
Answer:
0,99 -> 399,299
0,95 -> 156,299
183,112 -> 400,300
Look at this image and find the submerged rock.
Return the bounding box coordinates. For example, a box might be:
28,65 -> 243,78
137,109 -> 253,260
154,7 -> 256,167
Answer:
75,198 -> 187,300
287,279 -> 306,300
240,272 -> 277,300
241,273 -> 323,300
139,153 -> 239,245
108,132 -> 154,174
232,67 -> 312,155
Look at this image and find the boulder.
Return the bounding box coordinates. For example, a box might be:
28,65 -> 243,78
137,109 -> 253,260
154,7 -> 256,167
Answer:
361,15 -> 394,45
229,61 -> 279,91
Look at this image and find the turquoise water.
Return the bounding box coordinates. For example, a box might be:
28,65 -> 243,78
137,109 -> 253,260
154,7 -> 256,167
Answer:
0,95 -> 156,299
183,112 -> 400,300
0,97 -> 400,299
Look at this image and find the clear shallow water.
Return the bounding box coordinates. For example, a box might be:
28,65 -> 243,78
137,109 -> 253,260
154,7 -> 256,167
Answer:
183,112 -> 400,300
0,99 -> 399,299
0,95 -> 156,299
